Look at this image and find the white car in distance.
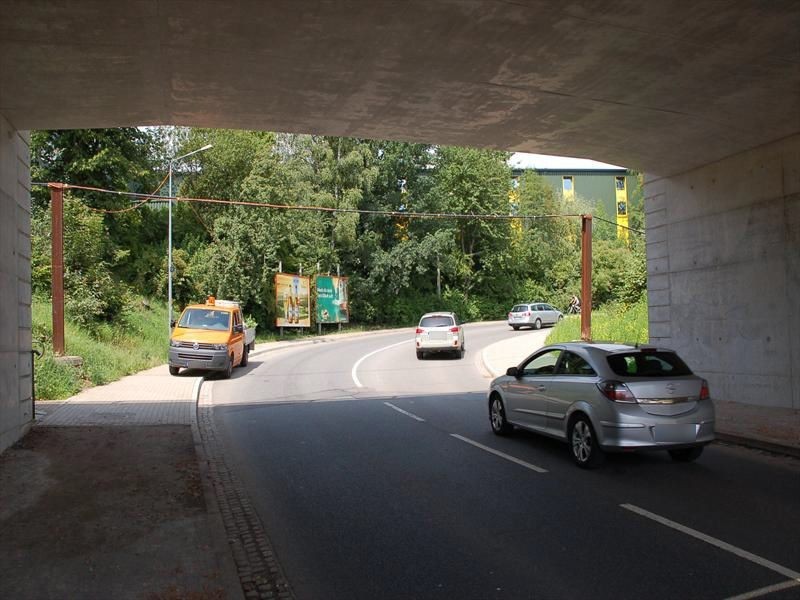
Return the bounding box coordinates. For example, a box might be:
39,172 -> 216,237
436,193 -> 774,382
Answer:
415,312 -> 465,360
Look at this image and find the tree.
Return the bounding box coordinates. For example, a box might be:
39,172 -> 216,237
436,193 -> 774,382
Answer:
428,147 -> 513,298
30,127 -> 166,310
31,128 -> 159,211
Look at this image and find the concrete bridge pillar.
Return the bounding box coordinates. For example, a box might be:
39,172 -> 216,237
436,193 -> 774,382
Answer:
0,112 -> 32,452
645,135 -> 800,410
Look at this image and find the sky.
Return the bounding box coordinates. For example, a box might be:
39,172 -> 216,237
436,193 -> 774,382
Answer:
509,152 -> 626,170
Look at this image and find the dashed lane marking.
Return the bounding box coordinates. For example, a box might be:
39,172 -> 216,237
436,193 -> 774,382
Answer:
450,434 -> 548,473
726,579 -> 800,600
621,503 -> 800,600
383,402 -> 426,422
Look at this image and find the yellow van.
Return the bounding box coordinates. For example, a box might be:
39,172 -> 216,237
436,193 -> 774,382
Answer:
168,297 -> 256,378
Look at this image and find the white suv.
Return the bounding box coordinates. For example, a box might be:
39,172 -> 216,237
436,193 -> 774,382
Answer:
415,312 -> 465,359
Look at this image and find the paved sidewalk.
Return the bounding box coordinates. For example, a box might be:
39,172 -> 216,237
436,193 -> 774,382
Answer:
38,364 -> 198,426
480,331 -> 800,457
0,364 -> 243,600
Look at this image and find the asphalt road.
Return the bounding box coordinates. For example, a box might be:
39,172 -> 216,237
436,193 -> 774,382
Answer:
211,324 -> 800,600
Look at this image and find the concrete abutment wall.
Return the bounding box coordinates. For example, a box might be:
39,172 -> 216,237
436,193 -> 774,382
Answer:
0,113 -> 32,453
645,135 -> 800,410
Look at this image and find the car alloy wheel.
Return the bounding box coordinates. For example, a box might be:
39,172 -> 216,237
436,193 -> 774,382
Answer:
534,318 -> 542,330
569,416 -> 604,468
490,396 -> 513,436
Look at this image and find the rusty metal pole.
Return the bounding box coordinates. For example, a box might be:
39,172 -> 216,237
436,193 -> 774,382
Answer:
580,214 -> 592,341
49,183 -> 65,355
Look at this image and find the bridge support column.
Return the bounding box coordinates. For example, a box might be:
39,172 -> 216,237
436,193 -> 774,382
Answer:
0,112 -> 32,453
644,134 -> 800,410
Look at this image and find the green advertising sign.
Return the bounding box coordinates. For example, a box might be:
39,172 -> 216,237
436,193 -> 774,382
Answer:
316,276 -> 349,324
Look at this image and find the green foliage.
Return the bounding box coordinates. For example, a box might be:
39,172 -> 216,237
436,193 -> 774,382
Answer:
32,296 -> 170,400
31,128 -> 159,210
545,297 -> 649,345
30,127 -> 648,336
31,196 -> 132,328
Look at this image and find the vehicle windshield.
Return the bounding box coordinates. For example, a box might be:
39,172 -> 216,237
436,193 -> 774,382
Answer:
606,351 -> 693,377
420,315 -> 454,328
511,305 -> 528,313
178,308 -> 231,331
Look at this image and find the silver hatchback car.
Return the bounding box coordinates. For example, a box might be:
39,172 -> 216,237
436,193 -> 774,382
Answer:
488,342 -> 715,468
508,302 -> 563,330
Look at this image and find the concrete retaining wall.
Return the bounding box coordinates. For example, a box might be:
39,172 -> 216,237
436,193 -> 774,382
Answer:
645,135 -> 800,409
0,113 -> 32,453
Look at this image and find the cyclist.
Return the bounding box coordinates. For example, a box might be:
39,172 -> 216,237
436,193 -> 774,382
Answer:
568,295 -> 581,314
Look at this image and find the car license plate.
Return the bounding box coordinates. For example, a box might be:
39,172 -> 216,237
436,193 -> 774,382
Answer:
652,424 -> 698,443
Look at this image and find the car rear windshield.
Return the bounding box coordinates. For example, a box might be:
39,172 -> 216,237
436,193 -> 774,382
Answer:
420,315 -> 454,328
511,305 -> 528,313
606,351 -> 693,377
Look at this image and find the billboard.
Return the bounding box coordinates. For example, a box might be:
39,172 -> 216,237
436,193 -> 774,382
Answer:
316,276 -> 349,324
275,273 -> 311,327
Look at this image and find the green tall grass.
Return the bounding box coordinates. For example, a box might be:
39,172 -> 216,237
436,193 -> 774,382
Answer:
546,298 -> 649,345
32,297 -> 169,400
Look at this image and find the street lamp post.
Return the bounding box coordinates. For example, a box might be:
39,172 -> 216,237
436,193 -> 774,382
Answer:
168,144 -> 212,329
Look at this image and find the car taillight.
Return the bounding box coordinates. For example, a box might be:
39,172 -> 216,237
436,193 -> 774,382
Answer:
415,328 -> 424,334
450,326 -> 459,333
699,380 -> 710,401
597,380 -> 636,403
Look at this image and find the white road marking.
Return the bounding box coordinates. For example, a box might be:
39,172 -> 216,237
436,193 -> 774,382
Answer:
726,579 -> 800,600
351,339 -> 411,388
621,504 -> 800,584
383,402 -> 425,422
450,434 -> 548,473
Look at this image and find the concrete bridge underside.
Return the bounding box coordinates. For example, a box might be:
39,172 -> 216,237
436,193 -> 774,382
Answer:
1,1 -> 799,450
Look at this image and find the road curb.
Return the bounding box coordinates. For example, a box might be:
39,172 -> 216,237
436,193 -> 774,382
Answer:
189,377 -> 245,600
195,378 -> 295,599
714,432 -> 800,460
480,343 -> 502,379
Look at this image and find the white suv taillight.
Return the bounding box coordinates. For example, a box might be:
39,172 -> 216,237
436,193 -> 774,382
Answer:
449,326 -> 459,334
415,328 -> 424,335
597,380 -> 636,403
699,379 -> 710,401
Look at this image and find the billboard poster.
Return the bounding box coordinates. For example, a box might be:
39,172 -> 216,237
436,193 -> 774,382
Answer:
315,276 -> 349,324
275,273 -> 311,327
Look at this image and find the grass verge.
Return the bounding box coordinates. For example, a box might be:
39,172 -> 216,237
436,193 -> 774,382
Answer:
32,297 -> 169,400
546,298 -> 648,345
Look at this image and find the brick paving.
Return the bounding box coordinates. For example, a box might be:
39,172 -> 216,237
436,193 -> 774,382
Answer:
38,365 -> 197,427
197,383 -> 295,600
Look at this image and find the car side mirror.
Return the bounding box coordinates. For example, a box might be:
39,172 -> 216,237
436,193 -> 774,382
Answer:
506,366 -> 519,377
234,324 -> 244,333
170,320 -> 176,329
